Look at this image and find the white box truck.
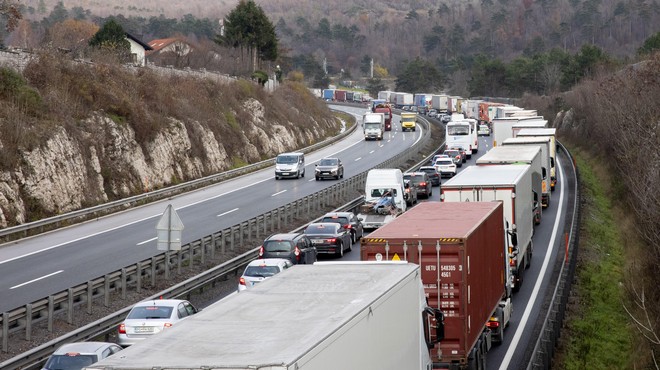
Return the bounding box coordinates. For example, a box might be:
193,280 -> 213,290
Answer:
358,169 -> 407,229
492,116 -> 544,147
512,119 -> 547,137
431,94 -> 449,112
476,145 -> 544,225
86,263 -> 443,370
503,136 -> 553,207
516,128 -> 558,191
441,165 -> 535,292
363,112 -> 385,140
395,92 -> 414,107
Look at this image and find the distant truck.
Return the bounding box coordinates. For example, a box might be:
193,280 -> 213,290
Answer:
87,263 -> 443,370
476,145 -> 544,224
441,165 -> 535,292
361,202 -> 513,369
322,89 -> 335,101
373,104 -> 393,131
357,169 -> 407,229
478,101 -> 504,125
395,92 -> 414,107
335,90 -> 347,102
516,128 -> 558,191
400,112 -> 417,131
431,94 -> 449,112
503,136 -> 553,208
363,112 -> 385,140
512,119 -> 548,137
492,116 -> 544,147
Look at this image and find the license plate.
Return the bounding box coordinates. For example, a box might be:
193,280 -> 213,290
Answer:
312,239 -> 323,244
133,326 -> 154,333
282,172 -> 289,175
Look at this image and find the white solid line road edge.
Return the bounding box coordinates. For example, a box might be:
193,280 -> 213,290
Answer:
11,270 -> 64,289
498,157 -> 566,369
217,208 -> 239,217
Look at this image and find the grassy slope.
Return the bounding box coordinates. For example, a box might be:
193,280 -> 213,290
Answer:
555,146 -> 634,369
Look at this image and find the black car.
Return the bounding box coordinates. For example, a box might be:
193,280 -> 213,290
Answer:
303,223 -> 352,258
404,179 -> 418,206
258,233 -> 317,264
315,157 -> 344,180
403,172 -> 433,198
418,166 -> 441,186
320,212 -> 364,243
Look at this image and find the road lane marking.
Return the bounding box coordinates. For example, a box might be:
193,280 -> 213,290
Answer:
11,270 -> 63,289
499,157 -> 566,369
217,208 -> 239,217
369,150 -> 375,154
309,178 -> 316,182
354,157 -> 362,161
271,190 -> 287,197
137,237 -> 157,245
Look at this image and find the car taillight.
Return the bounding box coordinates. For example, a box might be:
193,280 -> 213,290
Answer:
239,277 -> 246,286
118,323 -> 126,334
258,246 -> 264,257
328,238 -> 336,243
487,320 -> 500,328
164,323 -> 173,328
344,224 -> 352,229
420,182 -> 427,186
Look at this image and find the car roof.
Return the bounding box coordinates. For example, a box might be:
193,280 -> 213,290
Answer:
307,222 -> 340,229
134,299 -> 186,307
419,166 -> 437,171
436,158 -> 454,162
322,212 -> 351,217
53,342 -> 117,355
246,258 -> 290,267
265,233 -> 301,240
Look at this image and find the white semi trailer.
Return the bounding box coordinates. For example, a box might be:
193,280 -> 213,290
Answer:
86,263 -> 443,370
503,136 -> 553,207
441,165 -> 535,292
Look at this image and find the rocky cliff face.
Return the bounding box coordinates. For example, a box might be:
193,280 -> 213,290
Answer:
0,97 -> 337,228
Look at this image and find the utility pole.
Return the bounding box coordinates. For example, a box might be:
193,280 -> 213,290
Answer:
370,58 -> 374,78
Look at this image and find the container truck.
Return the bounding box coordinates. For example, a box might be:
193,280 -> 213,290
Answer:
509,109 -> 538,117
432,94 -> 449,112
503,137 -> 552,208
374,104 -> 393,131
400,111 -> 418,131
87,263 -> 443,370
492,116 -> 544,147
464,99 -> 482,119
363,112 -> 385,140
441,165 -> 535,292
346,91 -> 354,101
378,90 -> 394,101
361,202 -> 513,369
335,89 -> 347,102
322,88 -> 335,101
357,169 -> 407,229
395,92 -> 414,108
479,102 -> 504,125
495,106 -> 523,118
515,128 -> 558,191
476,145 -> 544,225
512,120 -> 548,137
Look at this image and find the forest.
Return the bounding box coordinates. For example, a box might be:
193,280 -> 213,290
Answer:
1,0 -> 659,96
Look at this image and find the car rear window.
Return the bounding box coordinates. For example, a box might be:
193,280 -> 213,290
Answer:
321,216 -> 349,225
436,159 -> 453,165
244,265 -> 280,277
404,174 -> 426,184
263,240 -> 294,252
305,224 -> 339,234
45,354 -> 97,370
127,306 -> 174,320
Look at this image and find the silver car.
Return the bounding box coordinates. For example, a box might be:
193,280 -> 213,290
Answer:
238,258 -> 292,292
117,299 -> 198,346
315,157 -> 344,180
42,342 -> 122,370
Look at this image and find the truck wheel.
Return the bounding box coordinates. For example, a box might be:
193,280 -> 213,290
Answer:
526,242 -> 533,269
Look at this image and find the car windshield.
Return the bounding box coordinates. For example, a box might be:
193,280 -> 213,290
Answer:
447,126 -> 469,135
44,354 -> 97,370
305,224 -> 338,234
444,150 -> 459,156
244,265 -> 280,277
319,158 -> 338,166
127,305 -> 174,320
276,155 -> 298,164
321,216 -> 349,225
263,240 -> 293,252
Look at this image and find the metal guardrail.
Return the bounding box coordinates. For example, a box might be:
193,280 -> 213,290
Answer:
526,141 -> 580,369
0,117 -> 433,370
0,110 -> 358,242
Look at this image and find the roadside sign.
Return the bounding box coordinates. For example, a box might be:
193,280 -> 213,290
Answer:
156,204 -> 184,251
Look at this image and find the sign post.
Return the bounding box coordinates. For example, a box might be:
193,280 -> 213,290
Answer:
156,204 -> 184,279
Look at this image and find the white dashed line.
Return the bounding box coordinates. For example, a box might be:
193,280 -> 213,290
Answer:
217,208 -> 239,217
271,190 -> 287,197
11,270 -> 64,289
369,150 -> 375,154
354,157 -> 362,161
137,237 -> 157,246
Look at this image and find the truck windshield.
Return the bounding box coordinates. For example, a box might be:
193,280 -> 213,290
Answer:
370,188 -> 397,197
447,126 -> 469,135
276,156 -> 298,164
364,122 -> 381,129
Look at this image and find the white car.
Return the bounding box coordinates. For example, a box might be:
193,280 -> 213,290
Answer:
434,158 -> 457,177
42,342 -> 123,370
477,124 -> 491,136
238,258 -> 292,291
117,299 -> 198,346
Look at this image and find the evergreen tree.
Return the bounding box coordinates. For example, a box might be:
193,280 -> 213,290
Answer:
638,31 -> 660,56
395,58 -> 444,92
366,77 -> 387,97
89,19 -> 130,54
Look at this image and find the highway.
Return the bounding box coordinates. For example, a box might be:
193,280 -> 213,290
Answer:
0,104 -> 423,312
0,107 -> 577,370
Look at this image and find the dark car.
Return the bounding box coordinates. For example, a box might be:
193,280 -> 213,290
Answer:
418,166 -> 441,186
320,212 -> 364,243
443,149 -> 463,167
403,179 -> 418,206
258,233 -> 317,265
403,172 -> 432,198
448,146 -> 467,163
304,223 -> 352,258
315,157 -> 344,180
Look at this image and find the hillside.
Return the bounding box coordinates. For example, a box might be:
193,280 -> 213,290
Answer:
0,51 -> 338,227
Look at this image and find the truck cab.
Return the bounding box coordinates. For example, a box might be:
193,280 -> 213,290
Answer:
400,112 -> 417,132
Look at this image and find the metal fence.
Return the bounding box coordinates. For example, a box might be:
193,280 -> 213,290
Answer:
526,141 -> 580,369
0,117 -> 434,370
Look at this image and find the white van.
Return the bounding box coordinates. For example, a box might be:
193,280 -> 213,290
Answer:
275,152 -> 305,180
